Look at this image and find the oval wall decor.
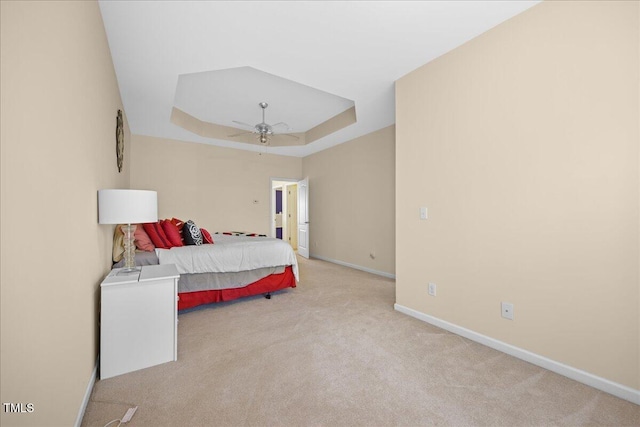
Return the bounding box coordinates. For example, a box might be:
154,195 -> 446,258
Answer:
116,109 -> 124,173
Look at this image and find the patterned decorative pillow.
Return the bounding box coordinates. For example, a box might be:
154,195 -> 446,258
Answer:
182,220 -> 203,245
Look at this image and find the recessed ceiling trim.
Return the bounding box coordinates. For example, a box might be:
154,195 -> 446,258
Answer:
306,106 -> 357,144
171,104 -> 358,148
171,107 -> 308,147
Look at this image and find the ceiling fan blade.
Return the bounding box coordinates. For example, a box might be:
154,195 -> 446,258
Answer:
228,131 -> 252,137
232,120 -> 256,130
270,122 -> 290,130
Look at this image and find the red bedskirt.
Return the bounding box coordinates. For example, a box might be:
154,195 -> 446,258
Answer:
178,266 -> 296,310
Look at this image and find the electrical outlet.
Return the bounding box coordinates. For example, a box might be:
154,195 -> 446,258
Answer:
428,283 -> 436,296
420,207 -> 428,220
501,302 -> 514,320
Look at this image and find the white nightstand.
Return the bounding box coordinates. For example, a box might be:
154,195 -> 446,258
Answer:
100,264 -> 180,379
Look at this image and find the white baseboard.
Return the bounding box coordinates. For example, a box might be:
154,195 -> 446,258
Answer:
394,303 -> 640,406
310,255 -> 396,279
75,358 -> 98,427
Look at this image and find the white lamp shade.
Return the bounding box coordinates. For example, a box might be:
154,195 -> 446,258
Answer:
98,189 -> 158,224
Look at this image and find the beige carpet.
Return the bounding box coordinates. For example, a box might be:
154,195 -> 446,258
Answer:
82,256 -> 639,426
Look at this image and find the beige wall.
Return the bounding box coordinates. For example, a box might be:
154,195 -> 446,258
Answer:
130,135 -> 302,235
302,126 -> 395,276
396,0 -> 639,390
0,1 -> 129,426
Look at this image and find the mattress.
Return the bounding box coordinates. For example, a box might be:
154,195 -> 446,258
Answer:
155,233 -> 299,280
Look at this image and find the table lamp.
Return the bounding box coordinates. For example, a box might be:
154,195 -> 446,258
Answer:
98,189 -> 158,272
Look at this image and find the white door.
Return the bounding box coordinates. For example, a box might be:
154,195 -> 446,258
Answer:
286,184 -> 298,250
297,177 -> 309,258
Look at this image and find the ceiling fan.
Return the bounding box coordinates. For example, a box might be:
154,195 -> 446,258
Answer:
228,102 -> 299,144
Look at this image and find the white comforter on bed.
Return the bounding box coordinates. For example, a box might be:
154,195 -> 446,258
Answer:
155,234 -> 299,281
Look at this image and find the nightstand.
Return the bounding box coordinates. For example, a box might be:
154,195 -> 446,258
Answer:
100,264 -> 180,379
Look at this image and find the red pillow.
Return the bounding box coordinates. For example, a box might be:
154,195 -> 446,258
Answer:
161,219 -> 184,247
170,218 -> 185,242
134,224 -> 155,251
154,222 -> 172,248
170,217 -> 184,229
143,222 -> 170,249
201,228 -> 214,244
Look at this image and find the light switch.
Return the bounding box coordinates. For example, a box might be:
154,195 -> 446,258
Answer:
420,207 -> 428,220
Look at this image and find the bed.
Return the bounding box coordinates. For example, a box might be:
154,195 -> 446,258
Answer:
114,231 -> 299,310
161,233 -> 298,310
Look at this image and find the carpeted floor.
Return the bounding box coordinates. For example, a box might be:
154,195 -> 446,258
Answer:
82,256 -> 640,426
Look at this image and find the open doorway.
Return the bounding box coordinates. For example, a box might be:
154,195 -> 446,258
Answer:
270,178 -> 298,250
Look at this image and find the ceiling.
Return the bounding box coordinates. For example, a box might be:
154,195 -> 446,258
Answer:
99,0 -> 540,157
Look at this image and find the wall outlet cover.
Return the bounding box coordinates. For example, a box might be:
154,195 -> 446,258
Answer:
420,207 -> 428,220
501,302 -> 514,320
428,283 -> 436,296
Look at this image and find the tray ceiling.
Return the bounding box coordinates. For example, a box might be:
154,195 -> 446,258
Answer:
99,0 -> 540,157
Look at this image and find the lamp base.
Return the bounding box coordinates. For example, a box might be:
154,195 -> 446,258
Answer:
121,224 -> 138,271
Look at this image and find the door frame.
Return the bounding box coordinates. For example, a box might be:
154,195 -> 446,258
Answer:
297,177 -> 309,259
269,177 -> 299,240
